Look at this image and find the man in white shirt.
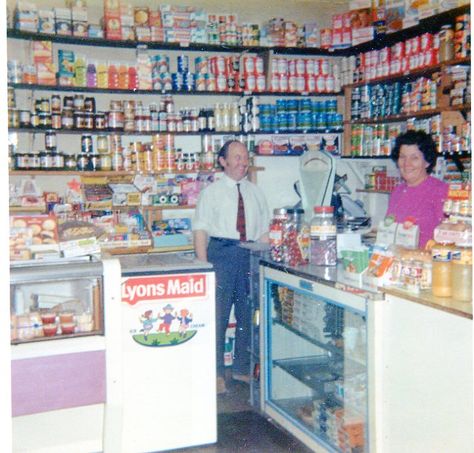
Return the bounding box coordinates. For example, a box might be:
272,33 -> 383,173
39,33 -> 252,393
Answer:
193,140 -> 270,394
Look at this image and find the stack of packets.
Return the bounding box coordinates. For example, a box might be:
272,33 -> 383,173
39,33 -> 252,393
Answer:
151,218 -> 192,249
10,214 -> 60,261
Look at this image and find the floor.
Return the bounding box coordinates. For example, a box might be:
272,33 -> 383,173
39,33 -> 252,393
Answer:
168,374 -> 314,453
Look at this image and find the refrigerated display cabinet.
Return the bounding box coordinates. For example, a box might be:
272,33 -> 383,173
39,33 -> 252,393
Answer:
260,263 -> 372,453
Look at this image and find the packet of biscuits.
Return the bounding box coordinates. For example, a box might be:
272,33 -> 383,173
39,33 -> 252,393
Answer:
10,215 -> 59,247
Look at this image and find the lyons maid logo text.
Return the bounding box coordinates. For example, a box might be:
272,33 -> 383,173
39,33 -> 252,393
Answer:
122,275 -> 207,348
122,274 -> 207,305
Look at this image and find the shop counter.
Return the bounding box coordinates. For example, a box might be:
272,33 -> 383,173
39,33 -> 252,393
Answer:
255,254 -> 473,453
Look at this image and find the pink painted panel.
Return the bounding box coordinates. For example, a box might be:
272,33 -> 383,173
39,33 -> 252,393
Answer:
11,350 -> 106,416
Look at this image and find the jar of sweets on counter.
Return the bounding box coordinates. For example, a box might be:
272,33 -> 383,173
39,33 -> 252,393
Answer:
310,206 -> 337,266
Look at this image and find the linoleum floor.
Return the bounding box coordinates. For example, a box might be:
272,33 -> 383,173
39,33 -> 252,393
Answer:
167,377 -> 314,453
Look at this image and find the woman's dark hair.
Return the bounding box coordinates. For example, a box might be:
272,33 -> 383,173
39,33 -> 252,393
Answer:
391,130 -> 438,174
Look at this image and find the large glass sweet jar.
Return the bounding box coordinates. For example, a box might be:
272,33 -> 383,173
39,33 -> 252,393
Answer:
283,208 -> 310,266
269,208 -> 288,262
310,206 -> 337,266
451,239 -> 472,302
431,241 -> 454,297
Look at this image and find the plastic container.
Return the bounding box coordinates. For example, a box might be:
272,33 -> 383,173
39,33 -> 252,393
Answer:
451,243 -> 472,302
431,242 -> 454,297
310,206 -> 337,266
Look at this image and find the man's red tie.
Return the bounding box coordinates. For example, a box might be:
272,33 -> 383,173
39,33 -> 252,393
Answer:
236,183 -> 246,241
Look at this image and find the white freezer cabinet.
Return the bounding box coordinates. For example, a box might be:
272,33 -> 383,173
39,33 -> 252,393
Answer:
10,259 -> 104,344
260,264 -> 370,453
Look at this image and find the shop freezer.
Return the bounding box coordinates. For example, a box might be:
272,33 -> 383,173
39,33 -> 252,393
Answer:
113,253 -> 216,452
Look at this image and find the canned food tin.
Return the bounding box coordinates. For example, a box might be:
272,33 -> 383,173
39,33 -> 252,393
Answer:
194,56 -> 208,74
279,74 -> 288,92
177,55 -> 189,73
19,110 -> 30,127
256,74 -> 266,92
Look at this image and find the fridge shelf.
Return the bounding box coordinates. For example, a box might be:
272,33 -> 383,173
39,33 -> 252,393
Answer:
273,355 -> 342,393
273,318 -> 343,358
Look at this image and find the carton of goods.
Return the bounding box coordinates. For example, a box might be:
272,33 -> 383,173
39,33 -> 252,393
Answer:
32,40 -> 53,64
54,7 -> 72,36
38,9 -> 55,34
152,218 -> 193,248
10,214 -> 59,257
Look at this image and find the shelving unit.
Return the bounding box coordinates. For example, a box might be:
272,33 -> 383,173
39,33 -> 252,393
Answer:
9,83 -> 342,97
9,127 -> 344,136
6,27 -> 340,56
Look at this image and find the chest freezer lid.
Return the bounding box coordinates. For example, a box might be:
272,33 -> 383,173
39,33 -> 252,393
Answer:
117,252 -> 213,274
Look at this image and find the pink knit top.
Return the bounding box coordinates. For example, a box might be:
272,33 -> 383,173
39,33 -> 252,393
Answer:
386,176 -> 448,248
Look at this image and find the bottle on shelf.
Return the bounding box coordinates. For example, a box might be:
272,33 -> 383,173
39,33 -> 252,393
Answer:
108,62 -> 119,89
97,62 -> 108,88
86,62 -> 97,88
118,62 -> 129,89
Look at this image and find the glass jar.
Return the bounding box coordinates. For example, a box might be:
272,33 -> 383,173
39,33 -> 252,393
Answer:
269,208 -> 288,262
439,25 -> 454,62
284,208 -> 309,266
61,107 -> 74,129
431,242 -> 454,297
310,206 -> 337,266
451,242 -> 472,302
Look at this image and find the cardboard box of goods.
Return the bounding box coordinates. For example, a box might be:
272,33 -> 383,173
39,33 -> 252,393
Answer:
32,40 -> 53,64
104,11 -> 122,40
38,9 -> 55,34
71,6 -> 87,21
73,20 -> 88,37
352,26 -> 374,45
120,13 -> 134,27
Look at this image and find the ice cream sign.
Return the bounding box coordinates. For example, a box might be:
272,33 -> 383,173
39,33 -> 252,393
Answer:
122,274 -> 207,305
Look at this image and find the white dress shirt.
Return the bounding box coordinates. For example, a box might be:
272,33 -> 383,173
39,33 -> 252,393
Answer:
193,173 -> 270,241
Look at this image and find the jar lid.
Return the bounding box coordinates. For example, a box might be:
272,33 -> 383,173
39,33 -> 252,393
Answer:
314,205 -> 334,213
287,208 -> 304,215
273,208 -> 288,216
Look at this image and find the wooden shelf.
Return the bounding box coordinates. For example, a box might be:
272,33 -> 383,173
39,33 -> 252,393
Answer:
7,28 -> 337,56
10,167 -> 262,176
9,206 -> 47,212
8,83 -> 342,97
347,104 -> 470,125
343,57 -> 471,89
9,127 -> 344,136
346,4 -> 471,54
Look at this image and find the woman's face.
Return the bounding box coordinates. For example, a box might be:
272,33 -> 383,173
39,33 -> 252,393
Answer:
397,144 -> 429,187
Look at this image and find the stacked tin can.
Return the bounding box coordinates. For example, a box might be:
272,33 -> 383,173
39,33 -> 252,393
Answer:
259,98 -> 341,132
454,13 -> 471,59
268,57 -> 339,93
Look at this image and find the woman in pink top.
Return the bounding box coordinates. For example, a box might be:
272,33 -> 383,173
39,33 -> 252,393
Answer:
386,130 -> 448,248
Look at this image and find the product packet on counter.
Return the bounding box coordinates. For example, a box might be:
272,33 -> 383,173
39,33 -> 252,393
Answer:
10,214 -> 61,260
58,219 -> 102,258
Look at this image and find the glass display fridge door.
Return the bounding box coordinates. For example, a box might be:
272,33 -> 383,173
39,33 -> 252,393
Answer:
261,265 -> 368,453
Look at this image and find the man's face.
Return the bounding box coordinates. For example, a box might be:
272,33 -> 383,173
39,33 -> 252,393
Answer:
219,142 -> 249,182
